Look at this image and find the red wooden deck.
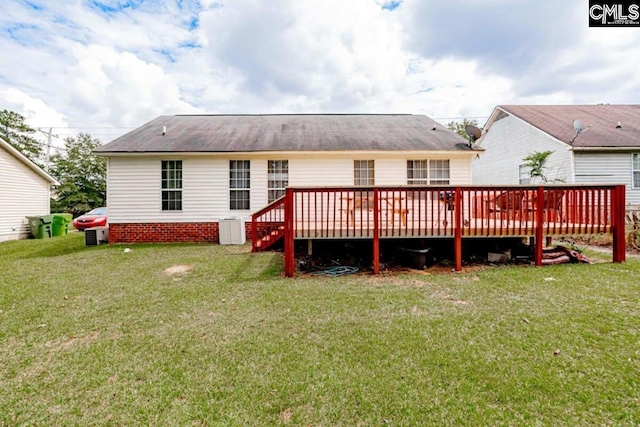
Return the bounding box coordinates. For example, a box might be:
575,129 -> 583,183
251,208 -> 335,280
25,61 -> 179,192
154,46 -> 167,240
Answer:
251,185 -> 627,277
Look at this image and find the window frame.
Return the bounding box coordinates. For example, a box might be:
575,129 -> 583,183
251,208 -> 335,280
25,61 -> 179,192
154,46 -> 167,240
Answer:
407,159 -> 450,185
229,160 -> 251,210
518,164 -> 531,185
268,160 -> 289,203
633,153 -> 640,189
161,160 -> 183,211
354,160 -> 375,186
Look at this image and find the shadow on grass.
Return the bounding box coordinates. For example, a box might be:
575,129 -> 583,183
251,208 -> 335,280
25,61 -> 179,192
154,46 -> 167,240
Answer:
228,250 -> 284,282
20,233 -> 104,259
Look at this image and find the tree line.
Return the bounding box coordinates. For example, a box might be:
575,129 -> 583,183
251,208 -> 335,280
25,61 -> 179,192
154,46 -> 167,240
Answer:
1,109 -> 106,216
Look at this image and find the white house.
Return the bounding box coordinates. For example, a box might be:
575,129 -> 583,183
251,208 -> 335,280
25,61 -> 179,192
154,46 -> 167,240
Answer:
94,114 -> 481,244
0,137 -> 59,242
472,105 -> 640,209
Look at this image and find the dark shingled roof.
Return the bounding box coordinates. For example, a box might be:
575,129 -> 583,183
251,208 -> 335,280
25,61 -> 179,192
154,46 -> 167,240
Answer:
95,114 -> 478,153
498,105 -> 640,148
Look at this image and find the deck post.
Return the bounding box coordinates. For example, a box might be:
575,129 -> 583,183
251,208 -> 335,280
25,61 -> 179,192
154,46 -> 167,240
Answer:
251,214 -> 257,252
284,188 -> 295,277
613,185 -> 626,263
454,187 -> 462,271
534,186 -> 544,266
373,188 -> 380,274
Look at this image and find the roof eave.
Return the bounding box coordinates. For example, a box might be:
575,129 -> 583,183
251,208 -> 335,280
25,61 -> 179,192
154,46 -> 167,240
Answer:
94,149 -> 482,157
570,146 -> 640,151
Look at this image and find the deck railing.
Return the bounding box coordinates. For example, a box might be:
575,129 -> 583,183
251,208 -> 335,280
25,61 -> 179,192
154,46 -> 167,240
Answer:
274,184 -> 626,276
251,196 -> 286,252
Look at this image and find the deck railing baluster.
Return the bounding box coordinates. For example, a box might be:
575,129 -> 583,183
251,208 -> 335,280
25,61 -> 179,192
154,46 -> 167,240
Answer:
272,185 -> 626,276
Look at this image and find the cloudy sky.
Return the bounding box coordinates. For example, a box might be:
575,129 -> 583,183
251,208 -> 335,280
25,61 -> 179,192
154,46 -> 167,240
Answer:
1,0 -> 639,144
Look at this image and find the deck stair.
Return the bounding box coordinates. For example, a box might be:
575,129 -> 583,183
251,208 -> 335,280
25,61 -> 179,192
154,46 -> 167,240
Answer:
251,195 -> 286,253
254,225 -> 285,251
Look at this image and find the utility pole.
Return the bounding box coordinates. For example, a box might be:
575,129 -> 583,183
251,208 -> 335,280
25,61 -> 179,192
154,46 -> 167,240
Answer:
37,127 -> 59,172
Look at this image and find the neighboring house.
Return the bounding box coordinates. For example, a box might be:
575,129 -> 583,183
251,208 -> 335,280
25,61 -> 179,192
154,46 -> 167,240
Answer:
473,105 -> 640,209
94,114 -> 481,243
0,137 -> 59,242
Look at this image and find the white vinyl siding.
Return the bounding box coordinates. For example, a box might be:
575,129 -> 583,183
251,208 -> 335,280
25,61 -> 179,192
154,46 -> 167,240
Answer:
106,153 -> 474,224
0,146 -> 51,241
472,114 -> 572,184
574,152 -> 640,208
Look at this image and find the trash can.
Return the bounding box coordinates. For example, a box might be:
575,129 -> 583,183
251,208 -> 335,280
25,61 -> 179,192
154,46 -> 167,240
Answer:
52,213 -> 73,237
26,215 -> 53,239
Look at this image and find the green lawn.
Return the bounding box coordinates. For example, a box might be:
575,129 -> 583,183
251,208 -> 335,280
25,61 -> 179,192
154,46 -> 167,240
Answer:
1,233 -> 639,426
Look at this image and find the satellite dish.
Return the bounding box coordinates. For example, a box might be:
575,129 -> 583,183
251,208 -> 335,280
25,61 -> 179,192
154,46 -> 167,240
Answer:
570,119 -> 588,144
465,125 -> 482,147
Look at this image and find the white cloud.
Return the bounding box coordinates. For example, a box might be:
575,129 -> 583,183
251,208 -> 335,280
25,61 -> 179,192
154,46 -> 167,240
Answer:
63,44 -> 199,126
0,87 -> 67,127
0,0 -> 639,141
0,87 -> 68,146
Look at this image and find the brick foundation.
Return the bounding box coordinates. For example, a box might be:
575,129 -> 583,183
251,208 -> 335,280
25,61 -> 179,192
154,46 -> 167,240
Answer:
108,221 -> 257,244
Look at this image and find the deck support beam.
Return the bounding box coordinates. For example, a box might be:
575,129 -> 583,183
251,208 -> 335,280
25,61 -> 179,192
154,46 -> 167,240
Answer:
534,186 -> 544,266
613,184 -> 626,263
454,187 -> 462,271
284,188 -> 295,277
373,188 -> 380,274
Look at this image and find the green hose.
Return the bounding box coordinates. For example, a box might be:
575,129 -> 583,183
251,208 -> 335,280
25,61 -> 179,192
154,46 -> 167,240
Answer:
311,266 -> 359,276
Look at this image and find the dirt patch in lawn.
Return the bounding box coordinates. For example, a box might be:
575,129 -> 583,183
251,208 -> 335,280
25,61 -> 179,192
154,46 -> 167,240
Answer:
163,265 -> 194,276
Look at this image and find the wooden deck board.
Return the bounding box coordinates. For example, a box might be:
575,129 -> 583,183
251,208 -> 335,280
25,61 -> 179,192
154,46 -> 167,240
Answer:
294,218 -> 612,239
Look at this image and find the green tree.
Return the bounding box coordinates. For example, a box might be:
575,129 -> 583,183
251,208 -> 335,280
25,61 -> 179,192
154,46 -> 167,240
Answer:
446,118 -> 480,139
522,150 -> 554,183
0,109 -> 43,166
50,133 -> 106,215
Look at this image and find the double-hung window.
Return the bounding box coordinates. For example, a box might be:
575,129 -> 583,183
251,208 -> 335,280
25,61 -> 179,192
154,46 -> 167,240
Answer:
429,160 -> 450,185
407,160 -> 429,185
407,160 -> 450,185
268,160 -> 288,203
161,160 -> 182,211
519,164 -> 531,185
633,154 -> 640,188
354,160 -> 375,186
230,160 -> 251,210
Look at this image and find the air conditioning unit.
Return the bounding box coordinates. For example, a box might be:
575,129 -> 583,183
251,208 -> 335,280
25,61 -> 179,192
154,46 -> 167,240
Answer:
85,226 -> 109,246
219,218 -> 246,245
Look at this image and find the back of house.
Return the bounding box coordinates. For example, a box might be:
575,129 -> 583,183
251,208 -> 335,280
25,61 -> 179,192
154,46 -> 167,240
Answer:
94,114 -> 479,244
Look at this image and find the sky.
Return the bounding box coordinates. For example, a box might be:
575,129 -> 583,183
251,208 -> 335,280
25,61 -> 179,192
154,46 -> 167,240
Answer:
1,0 -> 639,145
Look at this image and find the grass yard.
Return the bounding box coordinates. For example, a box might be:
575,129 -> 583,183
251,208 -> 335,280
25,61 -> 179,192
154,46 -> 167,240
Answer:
1,233 -> 639,426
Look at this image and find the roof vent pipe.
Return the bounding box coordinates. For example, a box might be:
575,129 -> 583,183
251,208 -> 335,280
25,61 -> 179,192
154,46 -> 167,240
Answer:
616,121 -> 622,129
162,126 -> 167,135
